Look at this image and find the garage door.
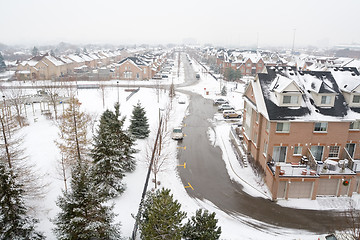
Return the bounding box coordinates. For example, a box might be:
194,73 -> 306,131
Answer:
288,181 -> 313,199
277,181 -> 286,199
317,179 -> 338,196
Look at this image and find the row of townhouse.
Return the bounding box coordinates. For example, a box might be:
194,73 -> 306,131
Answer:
114,52 -> 167,81
243,65 -> 360,200
16,50 -> 124,80
204,48 -> 286,77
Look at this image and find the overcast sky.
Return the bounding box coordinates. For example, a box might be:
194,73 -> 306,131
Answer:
1,0 -> 360,48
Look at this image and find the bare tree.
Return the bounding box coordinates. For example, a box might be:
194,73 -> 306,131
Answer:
2,87 -> 27,128
146,101 -> 173,189
43,80 -> 63,120
336,200 -> 360,240
55,96 -> 91,167
0,100 -> 46,200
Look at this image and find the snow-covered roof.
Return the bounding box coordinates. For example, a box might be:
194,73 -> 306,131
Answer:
67,54 -> 85,63
253,66 -> 360,121
329,67 -> 360,93
45,55 -> 64,66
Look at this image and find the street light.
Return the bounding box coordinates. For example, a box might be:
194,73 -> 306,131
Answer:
117,81 -> 119,103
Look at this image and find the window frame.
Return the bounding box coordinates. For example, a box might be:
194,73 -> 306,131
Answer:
328,146 -> 340,158
314,122 -> 328,133
353,95 -> 360,103
276,122 -> 290,133
293,146 -> 302,156
321,95 -> 331,105
350,121 -> 360,130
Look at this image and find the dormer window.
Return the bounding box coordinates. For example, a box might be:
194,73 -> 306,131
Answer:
353,95 -> 360,103
321,95 -> 331,104
283,95 -> 299,104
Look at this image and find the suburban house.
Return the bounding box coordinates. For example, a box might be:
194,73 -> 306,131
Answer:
115,57 -> 154,80
16,53 -> 66,80
242,66 -> 360,200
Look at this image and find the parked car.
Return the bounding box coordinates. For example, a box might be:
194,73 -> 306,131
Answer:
223,110 -> 241,119
178,97 -> 186,104
171,127 -> 184,140
213,98 -> 229,105
218,104 -> 235,111
196,73 -> 200,79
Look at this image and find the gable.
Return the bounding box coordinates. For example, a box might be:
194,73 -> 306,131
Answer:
282,81 -> 302,93
244,83 -> 257,105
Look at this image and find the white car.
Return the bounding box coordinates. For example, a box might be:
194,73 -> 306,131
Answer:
218,104 -> 235,111
171,127 -> 184,140
178,97 -> 186,104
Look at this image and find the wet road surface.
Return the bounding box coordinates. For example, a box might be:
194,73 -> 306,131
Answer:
176,52 -> 347,234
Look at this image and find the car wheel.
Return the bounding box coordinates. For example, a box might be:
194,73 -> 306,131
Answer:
225,116 -> 229,119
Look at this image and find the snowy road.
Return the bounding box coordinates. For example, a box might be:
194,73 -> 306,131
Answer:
176,52 -> 348,234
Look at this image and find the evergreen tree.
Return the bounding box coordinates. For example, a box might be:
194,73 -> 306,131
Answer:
129,102 -> 150,139
183,209 -> 222,240
0,164 -> 44,240
139,188 -> 186,240
0,53 -> 6,72
32,46 -> 39,56
91,102 -> 136,198
53,162 -> 122,240
221,86 -> 227,96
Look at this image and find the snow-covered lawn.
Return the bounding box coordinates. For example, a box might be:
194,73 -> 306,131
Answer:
8,56 -> 358,239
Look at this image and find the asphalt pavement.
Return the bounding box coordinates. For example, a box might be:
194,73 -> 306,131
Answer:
176,52 -> 348,235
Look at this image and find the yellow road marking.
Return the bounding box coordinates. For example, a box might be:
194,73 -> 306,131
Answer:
184,134 -> 187,137
177,146 -> 186,150
184,182 -> 194,190
178,163 -> 186,168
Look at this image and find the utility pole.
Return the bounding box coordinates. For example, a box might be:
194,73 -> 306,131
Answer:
132,118 -> 163,240
291,29 -> 296,56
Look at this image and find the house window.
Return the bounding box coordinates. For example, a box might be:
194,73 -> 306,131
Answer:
283,95 -> 299,104
350,121 -> 360,130
310,146 -> 324,161
328,146 -> 340,158
266,121 -> 270,132
321,95 -> 331,104
314,122 -> 327,132
276,122 -> 290,133
353,95 -> 360,103
125,66 -> 127,70
293,146 -> 302,155
136,73 -> 140,79
255,112 -> 259,123
263,141 -> 268,155
273,146 -> 287,162
247,63 -> 251,67
253,132 -> 258,146
144,68 -> 146,74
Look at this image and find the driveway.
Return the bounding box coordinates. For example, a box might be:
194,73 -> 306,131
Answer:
176,52 -> 347,234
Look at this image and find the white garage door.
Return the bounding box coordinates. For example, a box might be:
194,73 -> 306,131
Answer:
277,181 -> 286,199
317,179 -> 338,196
288,181 -> 313,199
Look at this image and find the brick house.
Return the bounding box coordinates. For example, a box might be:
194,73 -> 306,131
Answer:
242,66 -> 360,200
16,53 -> 66,80
115,57 -> 152,80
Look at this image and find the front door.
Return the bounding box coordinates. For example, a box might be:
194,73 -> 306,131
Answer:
311,146 -> 324,161
346,143 -> 356,158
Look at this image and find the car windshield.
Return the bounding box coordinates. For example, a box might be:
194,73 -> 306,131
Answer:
173,128 -> 182,133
